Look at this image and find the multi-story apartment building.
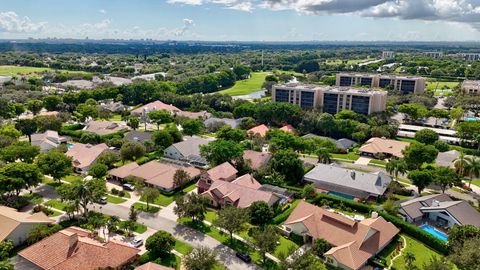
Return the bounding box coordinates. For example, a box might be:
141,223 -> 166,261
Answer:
424,51 -> 444,58
335,73 -> 426,94
461,80 -> 480,95
456,53 -> 480,61
382,51 -> 395,59
271,83 -> 387,115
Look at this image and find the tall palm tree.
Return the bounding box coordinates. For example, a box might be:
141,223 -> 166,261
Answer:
453,152 -> 469,177
466,157 -> 480,188
386,158 -> 407,182
316,147 -> 331,164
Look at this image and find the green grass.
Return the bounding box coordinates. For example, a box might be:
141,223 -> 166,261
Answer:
106,194 -> 127,204
43,177 -> 63,187
218,72 -> 271,96
140,193 -> 177,207
174,240 -> 193,255
426,81 -> 460,91
205,211 -> 218,223
392,194 -> 412,201
182,183 -> 197,193
44,199 -> 69,211
62,175 -> 83,183
21,192 -> 43,204
470,179 -> 480,188
273,236 -> 299,258
450,187 -> 467,194
48,209 -> 63,217
369,159 -> 387,166
0,65 -> 90,76
325,58 -> 376,66
133,202 -> 160,213
391,235 -> 446,270
108,114 -> 122,121
331,152 -> 360,161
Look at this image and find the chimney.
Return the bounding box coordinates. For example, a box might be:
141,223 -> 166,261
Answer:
86,144 -> 92,148
69,233 -> 78,248
432,199 -> 440,207
371,212 -> 378,218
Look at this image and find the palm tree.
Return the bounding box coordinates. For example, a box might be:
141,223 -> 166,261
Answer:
404,251 -> 416,269
316,147 -> 331,164
386,158 -> 407,182
466,157 -> 480,188
453,152 -> 469,177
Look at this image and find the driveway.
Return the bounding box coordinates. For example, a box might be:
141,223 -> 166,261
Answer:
354,157 -> 372,165
92,203 -> 260,270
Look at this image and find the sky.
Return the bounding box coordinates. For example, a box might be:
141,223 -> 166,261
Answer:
0,0 -> 480,41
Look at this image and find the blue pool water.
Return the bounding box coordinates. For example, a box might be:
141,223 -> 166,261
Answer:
419,225 -> 448,242
464,117 -> 479,121
327,191 -> 354,200
67,143 -> 74,149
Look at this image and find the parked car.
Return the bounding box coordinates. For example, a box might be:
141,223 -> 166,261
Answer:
122,183 -> 135,191
236,252 -> 251,263
98,197 -> 108,204
131,238 -> 143,248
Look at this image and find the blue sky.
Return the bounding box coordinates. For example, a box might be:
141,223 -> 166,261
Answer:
0,0 -> 480,41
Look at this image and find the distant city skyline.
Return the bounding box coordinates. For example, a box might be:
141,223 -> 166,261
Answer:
0,0 -> 480,41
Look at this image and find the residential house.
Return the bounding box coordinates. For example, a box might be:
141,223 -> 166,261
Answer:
0,206 -> 53,246
109,160 -> 201,192
304,164 -> 392,200
84,120 -> 130,136
31,130 -> 68,152
164,136 -> 213,167
204,117 -> 241,130
302,134 -> 356,152
135,262 -> 174,270
247,124 -> 269,137
131,100 -> 180,116
399,194 -> 480,228
435,150 -> 464,169
359,137 -> 410,158
201,174 -> 281,208
283,201 -> 399,270
66,143 -> 109,174
242,150 -> 271,170
124,131 -> 153,144
16,226 -> 139,270
99,101 -> 126,113
279,124 -> 296,134
175,110 -> 212,120
197,162 -> 238,193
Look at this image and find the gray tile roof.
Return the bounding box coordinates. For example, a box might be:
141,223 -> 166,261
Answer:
170,136 -> 212,158
304,164 -> 391,196
124,131 -> 153,144
301,134 -> 356,150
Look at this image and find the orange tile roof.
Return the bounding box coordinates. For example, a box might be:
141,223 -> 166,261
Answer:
65,143 -> 109,170
247,124 -> 269,137
18,226 -> 139,270
206,162 -> 238,182
359,137 -> 410,158
242,150 -> 271,170
131,100 -> 180,115
284,201 -> 399,270
279,124 -> 296,134
135,262 -> 174,270
0,206 -> 53,242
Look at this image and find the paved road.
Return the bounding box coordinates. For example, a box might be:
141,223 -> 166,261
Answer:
92,203 -> 260,270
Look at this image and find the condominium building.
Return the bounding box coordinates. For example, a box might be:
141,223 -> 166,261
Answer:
335,73 -> 426,94
424,51 -> 444,58
382,51 -> 395,59
461,80 -> 480,95
271,83 -> 387,115
456,53 -> 480,61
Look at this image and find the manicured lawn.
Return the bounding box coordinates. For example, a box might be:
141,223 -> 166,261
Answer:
273,236 -> 299,258
106,194 -> 127,204
62,175 -> 83,183
182,183 -> 197,193
369,159 -> 387,166
108,114 -> 122,121
392,194 -> 412,201
133,202 -> 160,213
426,81 -> 460,91
204,211 -> 218,223
218,72 -> 270,96
174,240 -> 193,255
43,177 -> 63,187
273,199 -> 300,225
450,187 -> 467,194
469,179 -> 480,188
391,235 -> 445,270
0,65 -> 90,76
48,209 -> 63,217
119,220 -> 148,234
44,199 -> 69,211
22,192 -> 43,204
140,193 -> 176,207
331,152 -> 360,161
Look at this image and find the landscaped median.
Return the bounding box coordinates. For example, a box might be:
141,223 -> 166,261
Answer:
133,202 -> 160,213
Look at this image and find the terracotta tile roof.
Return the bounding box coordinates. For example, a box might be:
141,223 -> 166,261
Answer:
284,201 -> 399,270
247,124 -> 269,137
359,137 -> 410,158
65,143 -> 109,170
242,150 -> 271,170
131,100 -> 180,115
135,262 -> 174,270
0,206 -> 53,242
18,226 -> 139,270
202,174 -> 279,208
108,162 -> 140,179
84,120 -> 129,136
279,124 -> 296,134
206,162 -> 238,182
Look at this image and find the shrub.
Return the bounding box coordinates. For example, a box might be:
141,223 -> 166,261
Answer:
118,190 -> 126,197
310,193 -> 374,214
111,188 -> 119,195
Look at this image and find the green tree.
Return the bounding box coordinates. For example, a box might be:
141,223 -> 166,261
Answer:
0,142 -> 40,163
251,225 -> 279,264
120,141 -> 146,162
57,178 -> 107,218
148,110 -> 173,130
27,224 -> 61,244
88,163 -> 108,178
164,124 -> 183,142
456,121 -> 480,148
173,169 -> 190,189
433,166 -> 461,193
95,151 -> 120,169
34,115 -> 63,132
449,237 -> 480,270
76,103 -> 99,121
200,139 -> 243,166
453,152 -> 470,177
145,230 -> 176,257
312,238 -> 332,258
36,150 -> 73,181
466,157 -> 480,188
216,126 -> 246,142
270,149 -> 304,183
79,132 -> 102,144
183,246 -> 218,270
0,240 -> 13,261
142,187 -> 160,210
233,65 -> 251,79
43,95 -> 62,111
248,201 -> 274,227
448,225 -> 480,250
152,130 -> 174,150
404,251 -> 416,269
0,162 -> 42,196
403,143 -> 438,170
398,103 -> 427,122
414,129 -> 439,144
214,207 -> 248,242
27,99 -> 44,115
383,198 -> 400,215
423,256 -> 453,270
302,184 -> 316,199
408,169 -> 433,195
0,125 -> 21,139
279,251 -> 326,270
174,193 -> 210,222
15,119 -> 37,142
315,147 -> 331,164
428,109 -> 449,125
182,119 -> 205,136
386,158 -> 408,182
127,117 -> 139,130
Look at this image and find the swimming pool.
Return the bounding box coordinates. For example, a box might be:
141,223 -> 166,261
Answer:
419,224 -> 448,242
327,191 -> 354,200
464,117 -> 479,121
67,143 -> 74,149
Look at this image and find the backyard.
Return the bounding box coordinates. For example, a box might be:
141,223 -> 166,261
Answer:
218,72 -> 270,96
0,65 -> 90,76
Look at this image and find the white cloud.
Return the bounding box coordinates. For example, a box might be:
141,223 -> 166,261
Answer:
176,18 -> 195,36
99,9 -> 107,14
167,0 -> 204,5
0,11 -> 46,33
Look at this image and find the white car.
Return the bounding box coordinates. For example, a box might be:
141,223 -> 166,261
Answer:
131,238 -> 143,248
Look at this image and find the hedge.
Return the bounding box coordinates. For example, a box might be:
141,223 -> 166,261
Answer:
309,193 -> 374,214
